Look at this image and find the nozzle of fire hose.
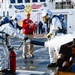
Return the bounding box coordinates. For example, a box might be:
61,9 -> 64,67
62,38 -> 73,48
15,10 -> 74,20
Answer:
7,45 -> 14,51
24,37 -> 28,41
30,40 -> 44,46
24,37 -> 31,43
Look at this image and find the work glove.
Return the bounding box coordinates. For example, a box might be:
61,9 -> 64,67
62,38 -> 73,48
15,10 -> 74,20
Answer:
24,37 -> 31,43
46,33 -> 53,38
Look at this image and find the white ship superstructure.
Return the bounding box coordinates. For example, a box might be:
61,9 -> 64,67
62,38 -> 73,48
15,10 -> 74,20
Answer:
0,0 -> 55,20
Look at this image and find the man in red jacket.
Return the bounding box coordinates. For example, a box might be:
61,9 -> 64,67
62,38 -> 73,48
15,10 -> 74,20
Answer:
22,12 -> 36,59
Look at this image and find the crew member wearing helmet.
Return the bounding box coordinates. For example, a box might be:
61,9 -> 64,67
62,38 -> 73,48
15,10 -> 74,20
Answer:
0,15 -> 30,71
22,12 -> 36,59
42,9 -> 53,34
0,15 -> 29,41
42,9 -> 63,68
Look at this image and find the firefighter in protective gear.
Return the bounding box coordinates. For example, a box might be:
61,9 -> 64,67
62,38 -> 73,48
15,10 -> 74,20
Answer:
42,9 -> 53,34
42,9 -> 63,68
0,15 -> 30,41
0,15 -> 30,71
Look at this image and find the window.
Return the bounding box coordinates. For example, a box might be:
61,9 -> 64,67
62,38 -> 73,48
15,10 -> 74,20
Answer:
10,0 -> 15,3
25,0 -> 30,3
40,0 -> 45,2
17,0 -> 23,3
55,1 -> 73,9
32,0 -> 38,2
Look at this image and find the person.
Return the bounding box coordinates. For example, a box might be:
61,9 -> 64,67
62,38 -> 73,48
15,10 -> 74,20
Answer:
34,21 -> 38,34
38,21 -> 43,34
42,9 -> 64,68
0,15 -> 30,43
42,12 -> 48,34
22,12 -> 36,59
0,15 -> 31,71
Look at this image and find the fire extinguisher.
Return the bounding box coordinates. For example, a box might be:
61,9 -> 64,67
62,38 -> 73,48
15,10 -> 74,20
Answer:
9,46 -> 16,73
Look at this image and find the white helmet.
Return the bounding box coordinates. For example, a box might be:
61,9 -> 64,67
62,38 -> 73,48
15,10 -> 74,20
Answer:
11,14 -> 22,21
42,9 -> 52,17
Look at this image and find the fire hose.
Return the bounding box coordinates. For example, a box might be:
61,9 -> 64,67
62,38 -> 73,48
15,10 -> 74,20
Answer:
16,40 -> 44,50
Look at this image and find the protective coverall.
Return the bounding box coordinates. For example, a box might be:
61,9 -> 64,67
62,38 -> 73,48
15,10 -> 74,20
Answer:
0,22 -> 27,71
